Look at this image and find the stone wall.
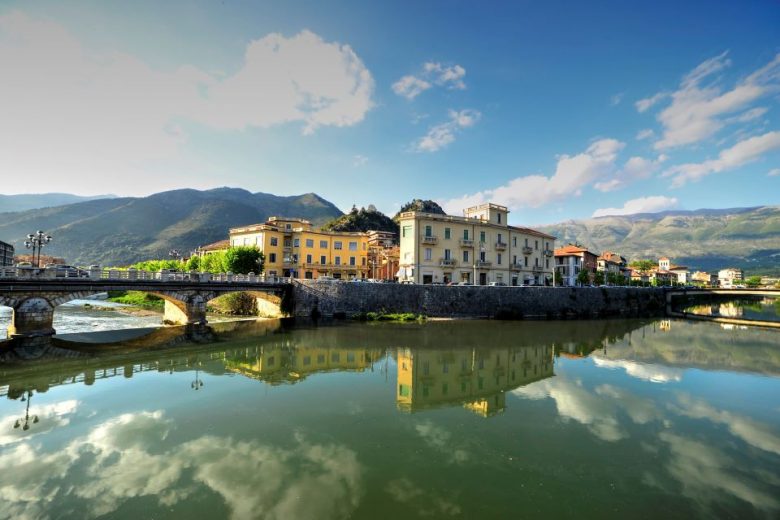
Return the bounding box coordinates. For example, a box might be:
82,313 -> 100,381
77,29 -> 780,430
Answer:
292,281 -> 667,320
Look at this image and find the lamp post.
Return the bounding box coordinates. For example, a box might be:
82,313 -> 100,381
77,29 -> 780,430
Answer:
24,231 -> 52,268
191,367 -> 204,390
13,390 -> 39,431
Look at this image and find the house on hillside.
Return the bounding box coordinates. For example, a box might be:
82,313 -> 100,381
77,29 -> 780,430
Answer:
554,245 -> 597,286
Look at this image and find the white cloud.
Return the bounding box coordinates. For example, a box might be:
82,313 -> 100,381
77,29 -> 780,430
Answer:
391,75 -> 432,100
635,92 -> 667,113
636,128 -> 655,141
637,51 -> 780,149
414,109 -> 481,152
352,155 -> 368,167
594,155 -> 662,192
392,61 -> 466,99
441,138 -> 624,212
592,195 -> 679,218
769,168 -> 780,177
0,12 -> 374,187
663,130 -> 780,187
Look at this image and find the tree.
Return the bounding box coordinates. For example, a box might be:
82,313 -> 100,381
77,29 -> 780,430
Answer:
745,275 -> 762,288
576,269 -> 590,286
224,246 -> 264,274
593,271 -> 605,285
185,255 -> 201,271
629,259 -> 656,273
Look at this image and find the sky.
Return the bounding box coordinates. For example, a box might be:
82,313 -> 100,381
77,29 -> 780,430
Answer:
0,0 -> 779,225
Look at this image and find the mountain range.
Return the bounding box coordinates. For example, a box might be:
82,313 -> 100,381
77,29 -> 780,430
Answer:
0,193 -> 115,213
536,206 -> 780,275
0,188 -> 342,266
0,190 -> 778,274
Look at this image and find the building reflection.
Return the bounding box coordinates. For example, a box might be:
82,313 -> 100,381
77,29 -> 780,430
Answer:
396,345 -> 554,417
224,345 -> 383,384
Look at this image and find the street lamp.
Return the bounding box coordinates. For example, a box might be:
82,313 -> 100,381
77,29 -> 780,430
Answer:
191,367 -> 204,390
24,231 -> 52,267
13,390 -> 39,431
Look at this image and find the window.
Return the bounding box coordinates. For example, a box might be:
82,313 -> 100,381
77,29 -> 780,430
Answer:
284,238 -> 292,247
362,257 -> 366,266
546,259 -> 550,268
331,352 -> 340,362
498,213 -> 502,223
525,238 -> 528,247
334,241 -> 343,250
269,253 -> 277,263
335,257 -> 341,265
444,249 -> 451,260
480,231 -> 486,243
424,248 -> 432,261
497,253 -> 502,265
424,225 -> 432,237
350,256 -> 356,266
513,255 -> 517,264
535,240 -> 539,250
513,237 -> 517,246
305,271 -> 313,279
320,240 -> 328,248
444,227 -> 451,239
286,224 -> 292,230
320,255 -> 326,264
480,251 -> 486,261
524,256 -> 528,267
306,239 -> 314,247
306,254 -> 312,263
317,354 -> 325,363
293,238 -> 300,247
347,352 -> 355,362
497,233 -> 503,243
303,356 -> 311,366
463,250 -> 469,262
402,225 -> 412,238
349,241 -> 357,251
270,237 -> 278,246
463,229 -> 469,240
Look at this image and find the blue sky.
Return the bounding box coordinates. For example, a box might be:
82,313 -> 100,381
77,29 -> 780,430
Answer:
1,0 -> 779,224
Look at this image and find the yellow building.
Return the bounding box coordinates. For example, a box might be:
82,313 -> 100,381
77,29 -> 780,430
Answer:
229,217 -> 369,280
397,203 -> 556,286
225,345 -> 382,384
396,345 -> 554,417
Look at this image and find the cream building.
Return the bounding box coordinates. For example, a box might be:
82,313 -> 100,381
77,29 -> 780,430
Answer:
229,217 -> 369,280
397,203 -> 556,285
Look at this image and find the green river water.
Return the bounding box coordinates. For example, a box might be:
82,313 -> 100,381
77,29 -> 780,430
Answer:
0,316 -> 778,519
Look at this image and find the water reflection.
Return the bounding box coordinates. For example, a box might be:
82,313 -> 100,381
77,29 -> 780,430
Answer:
683,296 -> 780,323
0,318 -> 777,518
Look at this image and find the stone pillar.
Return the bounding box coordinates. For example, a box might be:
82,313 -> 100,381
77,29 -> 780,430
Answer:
8,297 -> 56,347
163,295 -> 207,326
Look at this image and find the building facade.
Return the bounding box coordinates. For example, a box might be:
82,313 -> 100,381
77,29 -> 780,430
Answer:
554,245 -> 597,286
229,217 -> 370,280
397,203 -> 556,285
0,240 -> 13,267
367,230 -> 400,281
718,267 -> 744,288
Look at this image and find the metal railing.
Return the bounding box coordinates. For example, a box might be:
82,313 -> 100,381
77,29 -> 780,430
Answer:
0,266 -> 293,284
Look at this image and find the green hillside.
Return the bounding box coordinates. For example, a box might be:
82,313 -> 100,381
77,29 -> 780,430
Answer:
537,206 -> 780,275
323,205 -> 398,233
0,188 -> 343,266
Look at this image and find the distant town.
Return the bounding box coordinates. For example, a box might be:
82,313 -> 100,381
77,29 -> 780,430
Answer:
3,200 -> 776,289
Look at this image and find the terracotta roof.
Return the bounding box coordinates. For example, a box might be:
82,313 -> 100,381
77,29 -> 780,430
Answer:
554,244 -> 594,256
200,239 -> 229,251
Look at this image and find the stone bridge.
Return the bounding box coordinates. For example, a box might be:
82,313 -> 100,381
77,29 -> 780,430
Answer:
0,279 -> 292,346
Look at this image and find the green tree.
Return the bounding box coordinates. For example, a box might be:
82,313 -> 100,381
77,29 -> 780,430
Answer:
185,255 -> 201,271
224,246 -> 264,274
629,259 -> 656,273
745,275 -> 762,288
201,252 -> 226,274
593,271 -> 605,285
576,269 -> 591,286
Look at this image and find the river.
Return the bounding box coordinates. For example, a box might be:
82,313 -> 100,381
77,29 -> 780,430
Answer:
0,308 -> 779,518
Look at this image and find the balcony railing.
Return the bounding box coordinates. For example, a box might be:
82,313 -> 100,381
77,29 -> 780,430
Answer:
459,239 -> 474,247
440,258 -> 457,267
544,249 -> 554,257
532,265 -> 544,273
510,262 -> 523,270
421,235 -> 438,245
475,260 -> 492,268
522,246 -> 533,255
495,242 -> 507,250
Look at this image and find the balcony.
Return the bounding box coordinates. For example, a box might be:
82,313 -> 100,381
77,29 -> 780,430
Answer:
544,249 -> 554,257
459,238 -> 474,247
475,260 -> 492,268
532,265 -> 544,273
522,246 -> 533,255
440,258 -> 457,267
510,262 -> 523,270
421,235 -> 438,245
494,242 -> 507,251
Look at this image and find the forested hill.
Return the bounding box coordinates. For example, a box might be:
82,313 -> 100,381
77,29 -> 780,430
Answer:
0,188 -> 343,266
